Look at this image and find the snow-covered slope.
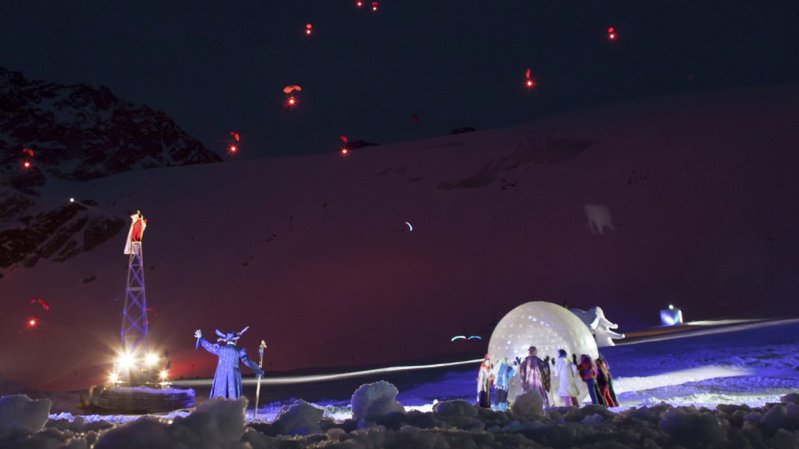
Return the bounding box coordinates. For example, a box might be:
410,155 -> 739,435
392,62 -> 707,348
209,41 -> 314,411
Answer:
2,83 -> 798,391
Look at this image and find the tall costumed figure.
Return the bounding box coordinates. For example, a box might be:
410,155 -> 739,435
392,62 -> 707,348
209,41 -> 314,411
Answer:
194,327 -> 264,399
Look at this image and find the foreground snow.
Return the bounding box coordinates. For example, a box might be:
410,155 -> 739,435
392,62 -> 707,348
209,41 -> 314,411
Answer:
4,392 -> 799,449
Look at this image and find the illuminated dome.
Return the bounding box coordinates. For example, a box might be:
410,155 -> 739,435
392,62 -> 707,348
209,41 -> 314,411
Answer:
488,301 -> 598,403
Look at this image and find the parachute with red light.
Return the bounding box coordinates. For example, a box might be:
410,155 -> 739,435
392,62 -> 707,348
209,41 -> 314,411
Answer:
608,27 -> 617,41
31,298 -> 50,311
22,148 -> 34,157
524,68 -> 536,89
305,23 -> 313,36
371,1 -> 379,11
229,131 -> 240,142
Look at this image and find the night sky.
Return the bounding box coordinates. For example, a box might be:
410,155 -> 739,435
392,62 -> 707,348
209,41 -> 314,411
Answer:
2,1 -> 797,158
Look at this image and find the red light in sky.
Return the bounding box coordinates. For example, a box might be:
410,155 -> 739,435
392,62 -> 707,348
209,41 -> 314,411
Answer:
524,68 -> 535,89
608,27 -> 617,41
22,160 -> 31,169
372,1 -> 379,11
287,96 -> 297,107
26,317 -> 39,329
356,1 -> 363,7
305,24 -> 312,36
228,145 -> 238,154
340,148 -> 349,156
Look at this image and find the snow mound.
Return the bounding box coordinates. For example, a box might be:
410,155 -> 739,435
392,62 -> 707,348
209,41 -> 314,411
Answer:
94,396 -> 248,449
0,394 -> 51,437
5,391 -> 799,449
510,390 -> 545,420
270,400 -> 324,436
351,381 -> 405,421
432,399 -> 485,431
660,406 -> 725,447
781,393 -> 799,405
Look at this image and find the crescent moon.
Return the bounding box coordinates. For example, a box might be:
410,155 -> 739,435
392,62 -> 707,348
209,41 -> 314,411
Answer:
404,221 -> 413,232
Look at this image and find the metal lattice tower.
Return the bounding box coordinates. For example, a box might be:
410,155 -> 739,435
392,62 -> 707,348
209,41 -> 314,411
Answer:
121,241 -> 148,353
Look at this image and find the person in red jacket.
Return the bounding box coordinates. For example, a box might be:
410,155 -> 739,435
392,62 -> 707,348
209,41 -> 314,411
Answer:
577,354 -> 604,405
596,357 -> 618,407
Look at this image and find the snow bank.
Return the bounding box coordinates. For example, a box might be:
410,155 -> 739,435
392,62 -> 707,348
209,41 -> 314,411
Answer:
351,381 -> 405,421
94,397 -> 248,449
0,394 -> 51,437
268,399 -> 324,436
510,390 -> 545,420
4,391 -> 799,448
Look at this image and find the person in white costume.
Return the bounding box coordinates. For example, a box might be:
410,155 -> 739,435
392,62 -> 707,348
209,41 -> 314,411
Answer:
554,349 -> 580,406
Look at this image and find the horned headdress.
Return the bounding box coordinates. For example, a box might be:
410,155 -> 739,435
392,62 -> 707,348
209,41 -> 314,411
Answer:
215,326 -> 250,344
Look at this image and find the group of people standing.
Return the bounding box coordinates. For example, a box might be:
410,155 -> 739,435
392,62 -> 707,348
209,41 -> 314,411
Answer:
477,346 -> 618,410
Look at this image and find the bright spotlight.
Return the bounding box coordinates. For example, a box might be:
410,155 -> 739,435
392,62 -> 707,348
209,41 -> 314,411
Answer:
109,372 -> 121,384
116,351 -> 136,370
145,353 -> 159,367
159,370 -> 169,381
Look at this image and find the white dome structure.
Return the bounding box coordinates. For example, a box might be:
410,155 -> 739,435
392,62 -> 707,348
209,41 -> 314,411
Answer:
488,301 -> 598,404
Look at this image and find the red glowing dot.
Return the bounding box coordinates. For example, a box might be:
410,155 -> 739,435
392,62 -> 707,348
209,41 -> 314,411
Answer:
305,24 -> 312,35
356,1 -> 363,7
23,160 -> 31,169
371,1 -> 378,11
340,148 -> 349,156
26,317 -> 39,329
287,96 -> 297,106
228,145 -> 238,153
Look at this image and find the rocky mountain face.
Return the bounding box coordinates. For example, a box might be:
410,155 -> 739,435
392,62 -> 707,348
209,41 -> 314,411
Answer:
0,67 -> 221,275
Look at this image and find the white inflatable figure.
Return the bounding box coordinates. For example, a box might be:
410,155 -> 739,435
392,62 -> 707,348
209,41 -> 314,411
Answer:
488,301 -> 598,404
584,204 -> 615,235
570,306 -> 625,347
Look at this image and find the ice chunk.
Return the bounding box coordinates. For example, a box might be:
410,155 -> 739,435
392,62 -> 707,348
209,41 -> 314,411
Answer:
351,381 -> 404,421
0,394 -> 51,437
659,407 -> 725,447
270,400 -> 323,436
510,391 -> 544,420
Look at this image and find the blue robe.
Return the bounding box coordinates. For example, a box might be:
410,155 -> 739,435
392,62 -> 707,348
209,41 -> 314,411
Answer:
200,338 -> 261,399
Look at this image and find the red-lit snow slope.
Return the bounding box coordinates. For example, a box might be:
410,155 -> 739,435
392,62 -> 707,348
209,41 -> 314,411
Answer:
2,83 -> 798,391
